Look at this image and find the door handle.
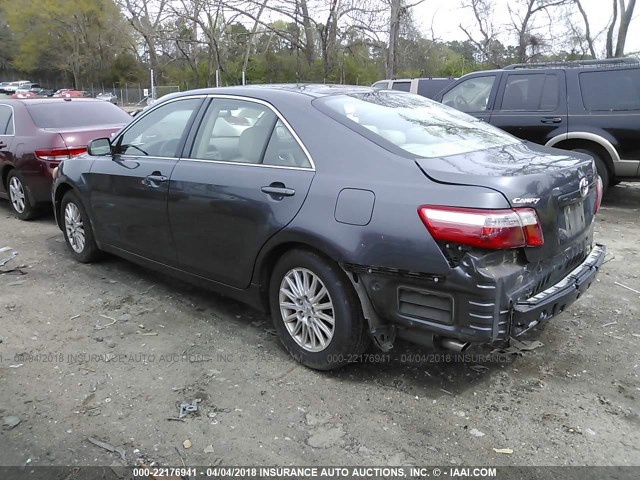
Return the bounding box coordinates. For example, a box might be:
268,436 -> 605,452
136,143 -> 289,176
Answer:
145,173 -> 168,186
261,184 -> 295,198
0,142 -> 6,148
146,175 -> 168,182
541,117 -> 562,124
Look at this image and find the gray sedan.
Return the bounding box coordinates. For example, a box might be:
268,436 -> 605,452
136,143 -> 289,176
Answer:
52,85 -> 606,369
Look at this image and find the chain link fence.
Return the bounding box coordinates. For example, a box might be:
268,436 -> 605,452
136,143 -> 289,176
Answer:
67,83 -> 181,106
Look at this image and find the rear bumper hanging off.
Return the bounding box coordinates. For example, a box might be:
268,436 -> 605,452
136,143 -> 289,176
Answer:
511,244 -> 606,335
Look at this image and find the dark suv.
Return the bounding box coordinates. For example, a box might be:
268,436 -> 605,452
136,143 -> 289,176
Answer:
434,58 -> 640,188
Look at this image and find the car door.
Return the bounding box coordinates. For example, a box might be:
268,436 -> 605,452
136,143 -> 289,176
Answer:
168,97 -> 315,288
440,74 -> 499,122
0,104 -> 16,197
489,71 -> 567,145
87,97 -> 204,264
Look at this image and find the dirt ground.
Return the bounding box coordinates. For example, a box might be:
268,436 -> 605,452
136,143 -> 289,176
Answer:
0,184 -> 639,470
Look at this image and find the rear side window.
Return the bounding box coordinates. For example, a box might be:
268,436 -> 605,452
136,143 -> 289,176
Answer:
191,99 -> 311,168
579,69 -> 640,111
500,74 -> 559,111
417,79 -> 454,99
26,101 -> 132,128
0,105 -> 13,135
391,81 -> 411,92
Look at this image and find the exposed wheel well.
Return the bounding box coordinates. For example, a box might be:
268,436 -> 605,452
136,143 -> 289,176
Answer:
551,139 -> 614,179
256,241 -> 341,314
1,165 -> 14,189
53,183 -> 74,228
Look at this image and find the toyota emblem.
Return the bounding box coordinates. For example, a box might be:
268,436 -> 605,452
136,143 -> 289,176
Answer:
579,177 -> 589,198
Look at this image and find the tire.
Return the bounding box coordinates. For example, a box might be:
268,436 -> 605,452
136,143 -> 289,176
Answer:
269,249 -> 369,370
60,190 -> 101,263
572,148 -> 611,190
6,170 -> 38,220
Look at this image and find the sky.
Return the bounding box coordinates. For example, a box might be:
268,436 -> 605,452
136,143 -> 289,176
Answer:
412,0 -> 640,57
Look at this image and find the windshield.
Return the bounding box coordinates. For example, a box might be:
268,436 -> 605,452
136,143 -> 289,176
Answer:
316,91 -> 518,158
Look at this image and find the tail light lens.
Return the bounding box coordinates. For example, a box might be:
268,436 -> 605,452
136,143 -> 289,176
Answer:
594,176 -> 603,214
418,205 -> 544,249
35,147 -> 87,162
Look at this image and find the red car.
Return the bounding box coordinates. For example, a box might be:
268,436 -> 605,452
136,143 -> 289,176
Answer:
53,89 -> 92,98
0,98 -> 132,219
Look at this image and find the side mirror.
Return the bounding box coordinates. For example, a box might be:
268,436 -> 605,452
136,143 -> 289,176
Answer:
88,138 -> 112,156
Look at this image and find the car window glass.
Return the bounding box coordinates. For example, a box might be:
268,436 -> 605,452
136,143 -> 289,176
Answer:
191,99 -> 277,163
579,69 -> 640,111
372,81 -> 387,89
117,98 -> 201,157
501,74 -> 555,111
391,81 -> 411,92
417,79 -> 453,99
539,74 -> 560,110
262,120 -> 311,168
0,106 -> 13,135
318,91 -> 518,158
27,101 -> 131,128
442,76 -> 495,112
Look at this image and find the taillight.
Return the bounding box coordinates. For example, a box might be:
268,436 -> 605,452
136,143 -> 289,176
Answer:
594,176 -> 603,214
35,147 -> 87,161
418,205 -> 544,249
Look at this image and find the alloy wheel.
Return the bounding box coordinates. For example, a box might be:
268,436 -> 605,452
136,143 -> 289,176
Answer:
279,268 -> 335,352
64,202 -> 86,253
8,176 -> 26,214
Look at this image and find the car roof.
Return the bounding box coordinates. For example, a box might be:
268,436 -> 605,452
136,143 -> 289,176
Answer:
0,98 -> 104,106
167,84 -> 377,102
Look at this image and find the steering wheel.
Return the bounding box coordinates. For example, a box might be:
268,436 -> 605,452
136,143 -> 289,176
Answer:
454,95 -> 470,111
156,138 -> 180,157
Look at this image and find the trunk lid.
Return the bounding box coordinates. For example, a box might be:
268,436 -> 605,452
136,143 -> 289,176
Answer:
415,142 -> 599,262
45,125 -> 123,148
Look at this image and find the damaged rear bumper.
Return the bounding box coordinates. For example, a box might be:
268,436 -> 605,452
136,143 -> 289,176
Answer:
511,244 -> 606,336
345,243 -> 606,350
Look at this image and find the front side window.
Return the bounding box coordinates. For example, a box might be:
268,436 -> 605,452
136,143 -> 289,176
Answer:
191,99 -> 311,168
442,75 -> 496,112
372,81 -> 388,90
316,91 -> 518,158
579,69 -> 640,111
0,105 -> 14,135
116,98 -> 201,157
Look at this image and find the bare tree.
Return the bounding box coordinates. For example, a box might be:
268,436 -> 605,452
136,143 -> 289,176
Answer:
614,0 -> 637,56
574,0 -> 597,58
117,0 -> 170,77
385,0 -> 426,78
459,0 -> 502,66
508,0 -> 570,63
605,0 -> 619,57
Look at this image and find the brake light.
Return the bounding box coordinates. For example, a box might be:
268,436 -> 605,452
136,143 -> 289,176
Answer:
35,147 -> 87,161
418,206 -> 544,249
594,176 -> 603,214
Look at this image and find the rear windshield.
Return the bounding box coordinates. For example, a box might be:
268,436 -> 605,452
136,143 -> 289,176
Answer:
316,92 -> 518,158
26,101 -> 131,128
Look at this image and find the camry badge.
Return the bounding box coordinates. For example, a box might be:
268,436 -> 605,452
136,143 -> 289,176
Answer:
512,197 -> 540,204
579,178 -> 589,198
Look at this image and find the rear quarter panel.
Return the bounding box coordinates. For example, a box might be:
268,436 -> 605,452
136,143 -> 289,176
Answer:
253,95 -> 513,281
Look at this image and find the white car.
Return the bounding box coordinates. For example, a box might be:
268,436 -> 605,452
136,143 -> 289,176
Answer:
4,80 -> 31,93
